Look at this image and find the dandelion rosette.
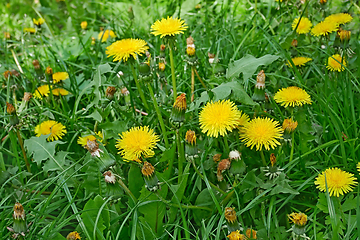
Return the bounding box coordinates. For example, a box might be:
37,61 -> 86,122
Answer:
106,38 -> 149,62
292,17 -> 312,34
314,167 -> 357,197
274,86 -> 312,108
288,57 -> 312,67
326,54 -> 346,72
199,100 -> 242,138
240,117 -> 283,151
151,16 -> 188,38
52,72 -> 69,83
34,120 -> 67,141
115,126 -> 159,162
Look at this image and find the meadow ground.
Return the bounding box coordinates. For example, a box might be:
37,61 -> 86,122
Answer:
1,0 -> 360,239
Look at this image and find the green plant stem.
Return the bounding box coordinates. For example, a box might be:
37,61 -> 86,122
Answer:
129,63 -> 149,110
191,67 -> 195,102
176,129 -> 185,183
190,160 -> 226,195
147,83 -> 169,148
223,135 -> 230,155
16,129 -> 31,173
260,150 -> 266,166
289,131 -> 295,162
155,192 -> 211,211
169,43 -> 177,102
117,178 -> 137,204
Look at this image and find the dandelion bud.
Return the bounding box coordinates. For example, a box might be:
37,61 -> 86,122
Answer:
160,44 -> 166,58
213,153 -> 222,163
195,4 -> 201,9
45,66 -> 53,75
229,150 -> 241,161
217,158 -> 231,181
138,62 -> 152,83
106,86 -> 116,100
120,87 -> 131,105
282,118 -> 298,133
80,21 -> 87,30
186,36 -> 195,48
320,0 -> 327,4
128,6 -> 135,20
67,231 -> 81,240
224,207 -> 241,232
142,161 -> 160,192
6,102 -> 19,126
291,39 -> 298,48
159,62 -> 165,72
33,18 -> 44,28
91,37 -> 96,45
337,29 -> 351,42
263,153 -> 283,180
227,230 -> 245,240
86,139 -> 103,158
103,170 -> 116,184
3,70 -> 12,79
186,46 -> 196,56
288,212 -> 307,236
270,153 -> 276,167
185,130 -> 198,159
4,32 -> 11,39
9,203 -> 27,237
171,93 -> 187,123
252,70 -> 266,102
32,59 -> 40,70
246,229 -> 257,239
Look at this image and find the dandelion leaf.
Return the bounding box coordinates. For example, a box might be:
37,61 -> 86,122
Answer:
43,151 -> 69,173
269,173 -> 299,195
226,54 -> 279,81
212,81 -> 255,105
192,189 -> 215,224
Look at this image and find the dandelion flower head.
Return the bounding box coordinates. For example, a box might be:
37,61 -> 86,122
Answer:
115,126 -> 159,162
326,54 -> 346,72
288,57 -> 312,67
314,167 -> 357,197
53,72 -> 69,83
98,29 -> 116,42
34,85 -> 50,99
106,38 -> 149,62
311,21 -> 338,36
33,18 -> 45,26
274,86 -> 312,108
292,17 -> 312,34
151,16 -> 188,38
325,13 -> 353,26
77,132 -> 103,147
52,88 -> 69,96
240,117 -> 283,151
288,212 -> 307,226
34,120 -> 67,141
199,100 -> 242,138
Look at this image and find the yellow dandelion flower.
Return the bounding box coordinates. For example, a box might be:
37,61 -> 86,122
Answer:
288,212 -> 307,226
227,230 -> 245,240
24,27 -> 36,33
288,57 -> 312,67
106,38 -> 149,62
98,30 -> 116,42
77,132 -> 103,147
326,54 -> 346,72
34,120 -> 67,141
151,16 -> 188,38
199,100 -> 242,138
274,86 -> 312,108
67,231 -> 81,240
311,21 -> 338,36
80,21 -> 87,30
292,17 -> 312,34
357,162 -> 360,173
240,117 -> 283,151
325,13 -> 353,25
53,72 -> 69,83
52,88 -> 69,96
33,18 -> 45,27
115,126 -> 159,162
282,118 -> 298,133
314,167 -> 357,197
236,111 -> 250,128
33,85 -> 50,99
245,229 -> 257,239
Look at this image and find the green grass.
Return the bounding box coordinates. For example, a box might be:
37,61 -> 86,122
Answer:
1,0 -> 360,239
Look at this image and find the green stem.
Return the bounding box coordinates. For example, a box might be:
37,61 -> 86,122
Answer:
117,177 -> 137,204
223,135 -> 230,156
176,129 -> 185,183
16,129 -> 31,173
147,83 -> 169,148
155,192 -> 211,211
130,63 -> 149,110
260,150 -> 266,166
169,44 -> 177,102
289,131 -> 295,162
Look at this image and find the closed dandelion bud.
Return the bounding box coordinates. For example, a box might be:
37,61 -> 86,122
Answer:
128,6 -> 135,20
337,29 -> 351,42
213,153 -> 222,163
12,203 -> 27,236
121,87 -> 131,105
186,46 -> 195,56
224,207 -> 240,233
67,231 -> 81,240
3,70 -> 12,79
142,161 -> 160,192
291,39 -> 298,48
160,44 -> 166,58
320,0 -> 327,4
33,18 -> 44,28
4,32 -> 11,39
227,230 -> 245,240
288,212 -> 307,236
6,102 -> 19,126
159,62 -> 165,72
282,118 -> 298,133
185,47 -> 198,66
45,66 -> 53,75
263,153 -> 283,180
245,229 -> 257,239
80,21 -> 87,30
103,170 -> 116,184
171,93 -> 187,123
91,37 -> 96,45
32,59 -> 40,70
217,158 -> 231,182
138,62 -> 152,83
106,86 -> 116,100
185,130 -> 198,159
252,70 -> 266,102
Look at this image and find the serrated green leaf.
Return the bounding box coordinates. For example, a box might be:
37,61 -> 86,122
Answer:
86,109 -> 103,122
128,163 -> 144,199
43,151 -> 69,173
226,54 -> 279,81
212,81 -> 255,105
24,135 -> 64,166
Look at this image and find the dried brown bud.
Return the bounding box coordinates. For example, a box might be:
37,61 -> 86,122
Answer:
160,44 -> 166,52
141,161 -> 155,177
186,36 -> 194,46
120,87 -> 130,96
3,70 -> 12,79
6,102 -> 16,115
224,207 -> 237,223
23,92 -> 33,102
217,158 -> 231,181
11,69 -> 20,77
213,153 -> 222,163
270,153 -> 276,167
185,130 -> 196,145
106,86 -> 116,100
255,70 -> 265,89
45,66 -> 53,75
103,170 -> 116,184
32,60 -> 40,70
291,39 -> 298,48
86,139 -> 103,157
173,93 -> 187,111
13,203 -> 25,221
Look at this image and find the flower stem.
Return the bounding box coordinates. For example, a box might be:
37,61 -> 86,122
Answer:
191,66 -> 195,102
176,129 -> 185,183
16,129 -> 31,173
260,150 -> 266,166
290,131 -> 295,162
223,135 -> 230,156
130,63 -> 149,110
169,43 -> 177,102
147,83 -> 169,148
117,178 -> 137,204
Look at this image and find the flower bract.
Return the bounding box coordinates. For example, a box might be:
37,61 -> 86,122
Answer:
115,126 -> 159,162
151,16 -> 188,38
274,86 -> 312,108
199,100 -> 242,138
106,38 -> 149,62
34,120 -> 67,141
240,117 -> 283,151
314,167 -> 357,197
